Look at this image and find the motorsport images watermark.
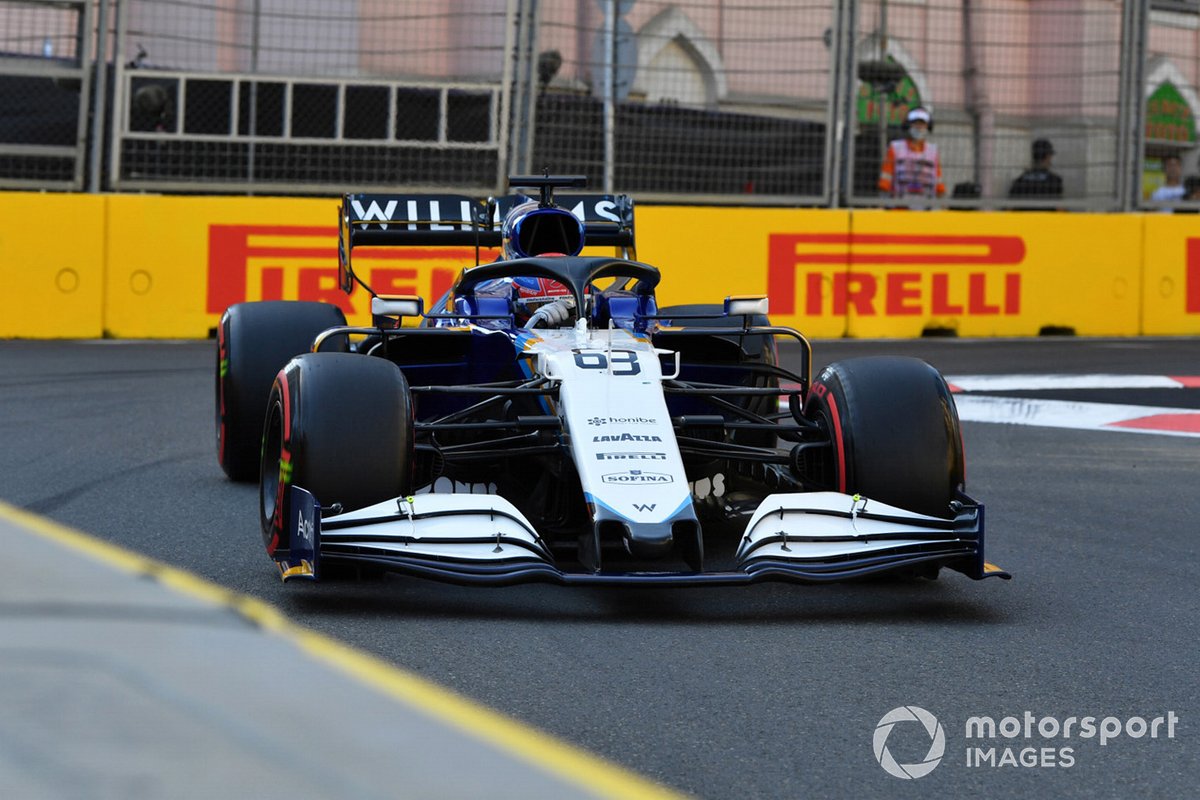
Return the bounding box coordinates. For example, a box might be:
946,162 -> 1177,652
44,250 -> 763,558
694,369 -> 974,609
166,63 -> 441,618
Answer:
873,706 -> 1180,778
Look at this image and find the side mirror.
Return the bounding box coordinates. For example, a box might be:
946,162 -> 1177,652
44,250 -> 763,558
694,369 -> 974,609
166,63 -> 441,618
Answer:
371,295 -> 424,319
724,295 -> 769,317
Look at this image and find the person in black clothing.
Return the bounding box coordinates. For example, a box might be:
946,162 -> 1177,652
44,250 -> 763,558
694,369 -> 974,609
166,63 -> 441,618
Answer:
1185,175 -> 1200,201
1009,138 -> 1063,198
1173,175 -> 1200,213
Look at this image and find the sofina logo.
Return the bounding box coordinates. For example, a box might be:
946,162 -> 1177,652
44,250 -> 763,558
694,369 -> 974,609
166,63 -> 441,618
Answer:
873,706 -> 945,779
601,470 -> 672,484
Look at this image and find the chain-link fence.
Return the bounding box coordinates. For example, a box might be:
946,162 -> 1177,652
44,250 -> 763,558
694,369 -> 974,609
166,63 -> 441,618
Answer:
850,0 -> 1133,209
1,0 -> 1196,210
525,1 -> 835,202
110,0 -> 512,192
0,0 -> 93,189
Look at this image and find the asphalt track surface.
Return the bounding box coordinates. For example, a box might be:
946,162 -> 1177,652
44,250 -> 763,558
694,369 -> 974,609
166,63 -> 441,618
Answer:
1,336 -> 1198,798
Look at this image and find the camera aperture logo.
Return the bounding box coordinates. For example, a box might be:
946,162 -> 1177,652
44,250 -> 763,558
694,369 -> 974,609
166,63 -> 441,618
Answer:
873,706 -> 1180,777
873,706 -> 946,779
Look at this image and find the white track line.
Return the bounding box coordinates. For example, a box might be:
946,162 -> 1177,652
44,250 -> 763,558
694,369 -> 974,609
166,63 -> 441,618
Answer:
780,375 -> 1200,438
954,395 -> 1200,438
946,374 -> 1200,392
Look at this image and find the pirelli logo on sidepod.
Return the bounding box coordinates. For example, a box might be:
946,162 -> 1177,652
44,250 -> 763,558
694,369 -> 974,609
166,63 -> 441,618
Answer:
768,233 -> 1027,317
206,225 -> 493,317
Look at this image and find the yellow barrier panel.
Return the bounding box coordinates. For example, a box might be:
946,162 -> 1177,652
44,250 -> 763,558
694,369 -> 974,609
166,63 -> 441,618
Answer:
644,206 -> 1143,337
842,210 -> 1143,337
1,192 -> 1195,338
0,192 -> 105,338
1141,213 -> 1200,335
104,194 -> 484,337
639,207 -> 850,338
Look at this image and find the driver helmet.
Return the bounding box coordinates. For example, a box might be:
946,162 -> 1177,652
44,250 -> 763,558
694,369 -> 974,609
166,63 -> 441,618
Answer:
499,200 -> 585,324
501,200 -> 585,260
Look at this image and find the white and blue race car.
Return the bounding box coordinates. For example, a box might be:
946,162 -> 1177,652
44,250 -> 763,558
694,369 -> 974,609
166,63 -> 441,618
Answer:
216,175 -> 1008,587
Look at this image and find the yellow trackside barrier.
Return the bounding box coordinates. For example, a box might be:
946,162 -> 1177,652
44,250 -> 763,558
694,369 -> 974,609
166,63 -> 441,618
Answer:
638,207 -> 851,339
0,192 -> 106,338
104,194 -> 481,337
105,194 -> 330,338
2,191 -> 1199,338
840,210 -> 1144,337
642,206 -> 1148,337
1141,213 -> 1200,336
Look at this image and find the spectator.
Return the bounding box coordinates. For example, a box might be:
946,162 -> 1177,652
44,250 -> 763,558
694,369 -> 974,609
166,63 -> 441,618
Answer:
1009,138 -> 1063,199
1150,154 -> 1186,209
878,107 -> 945,200
950,181 -> 981,210
1180,175 -> 1200,211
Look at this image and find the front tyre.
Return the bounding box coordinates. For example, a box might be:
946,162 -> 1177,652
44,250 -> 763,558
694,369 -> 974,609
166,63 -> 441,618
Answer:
803,356 -> 964,519
260,353 -> 413,559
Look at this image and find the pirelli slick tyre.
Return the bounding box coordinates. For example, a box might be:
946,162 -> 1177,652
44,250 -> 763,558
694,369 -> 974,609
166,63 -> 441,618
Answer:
804,356 -> 964,519
259,353 -> 413,557
216,301 -> 347,482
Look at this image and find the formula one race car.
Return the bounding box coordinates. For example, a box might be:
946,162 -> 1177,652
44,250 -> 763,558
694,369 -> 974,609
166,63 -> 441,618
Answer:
216,175 -> 1008,586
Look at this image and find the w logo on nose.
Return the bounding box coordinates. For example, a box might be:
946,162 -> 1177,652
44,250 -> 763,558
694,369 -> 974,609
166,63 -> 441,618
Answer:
632,503 -> 656,513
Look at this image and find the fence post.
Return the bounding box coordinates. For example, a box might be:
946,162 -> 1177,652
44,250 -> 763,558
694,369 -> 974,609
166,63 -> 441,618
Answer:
601,0 -> 616,194
74,0 -> 95,190
825,0 -> 847,207
500,0 -> 522,185
1118,0 -> 1148,212
107,0 -> 127,192
87,0 -> 110,193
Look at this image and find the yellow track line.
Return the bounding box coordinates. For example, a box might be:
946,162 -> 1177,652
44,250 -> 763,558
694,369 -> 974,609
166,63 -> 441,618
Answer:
0,500 -> 685,800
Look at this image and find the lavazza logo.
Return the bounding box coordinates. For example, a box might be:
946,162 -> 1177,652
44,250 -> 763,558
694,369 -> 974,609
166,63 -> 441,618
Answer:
593,433 -> 661,443
872,706 -> 1180,779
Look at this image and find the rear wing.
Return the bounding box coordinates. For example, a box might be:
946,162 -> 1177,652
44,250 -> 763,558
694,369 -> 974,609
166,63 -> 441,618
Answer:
337,192 -> 635,293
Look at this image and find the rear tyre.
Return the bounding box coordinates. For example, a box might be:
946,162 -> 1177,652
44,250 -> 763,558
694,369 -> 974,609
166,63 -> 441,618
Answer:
260,353 -> 413,557
216,301 -> 347,481
803,356 -> 964,519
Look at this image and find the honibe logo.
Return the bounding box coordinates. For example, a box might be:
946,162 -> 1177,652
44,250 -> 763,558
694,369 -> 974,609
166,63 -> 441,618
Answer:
873,706 -> 945,779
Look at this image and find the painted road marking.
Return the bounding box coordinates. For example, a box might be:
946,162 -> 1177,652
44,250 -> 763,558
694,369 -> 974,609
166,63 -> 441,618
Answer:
0,500 -> 684,800
953,396 -> 1200,438
945,374 -> 1200,392
782,375 -> 1200,437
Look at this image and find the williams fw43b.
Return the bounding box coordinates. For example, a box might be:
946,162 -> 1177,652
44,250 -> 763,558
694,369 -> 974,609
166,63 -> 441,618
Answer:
215,175 -> 1009,587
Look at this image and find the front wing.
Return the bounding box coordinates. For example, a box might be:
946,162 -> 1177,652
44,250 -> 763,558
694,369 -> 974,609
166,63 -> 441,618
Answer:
276,487 -> 1010,586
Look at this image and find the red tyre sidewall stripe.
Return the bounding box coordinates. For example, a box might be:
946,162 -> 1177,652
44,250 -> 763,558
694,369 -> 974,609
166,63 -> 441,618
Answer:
217,318 -> 228,465
267,370 -> 292,556
823,387 -> 848,494
957,423 -> 967,488
280,368 -> 292,441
